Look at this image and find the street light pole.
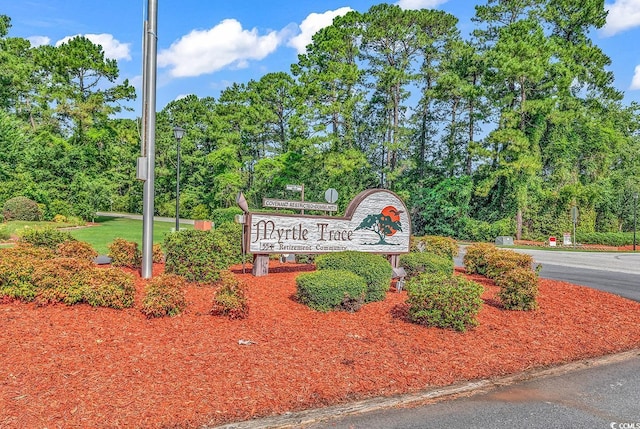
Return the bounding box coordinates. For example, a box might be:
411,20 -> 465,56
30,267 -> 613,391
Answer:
634,193 -> 638,251
173,126 -> 185,232
140,0 -> 158,279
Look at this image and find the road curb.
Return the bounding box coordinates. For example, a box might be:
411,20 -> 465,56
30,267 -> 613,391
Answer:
207,348 -> 640,429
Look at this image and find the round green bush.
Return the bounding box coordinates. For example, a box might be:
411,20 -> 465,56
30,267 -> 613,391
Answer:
211,207 -> 243,226
164,229 -> 239,283
296,269 -> 367,312
400,252 -> 454,279
495,267 -> 539,311
3,196 -> 42,221
314,251 -> 392,302
410,235 -> 458,258
406,273 -> 483,332
19,227 -> 76,250
462,243 -> 498,275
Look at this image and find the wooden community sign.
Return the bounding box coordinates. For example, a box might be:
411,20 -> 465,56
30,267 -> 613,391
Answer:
244,189 -> 411,276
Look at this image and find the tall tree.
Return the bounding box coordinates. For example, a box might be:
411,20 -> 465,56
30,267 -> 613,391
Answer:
34,36 -> 135,142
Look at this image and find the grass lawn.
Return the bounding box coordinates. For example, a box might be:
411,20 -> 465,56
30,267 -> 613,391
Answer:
1,217 -> 192,255
69,216 -> 192,254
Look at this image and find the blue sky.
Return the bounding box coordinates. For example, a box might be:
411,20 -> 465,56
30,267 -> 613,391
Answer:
3,0 -> 640,117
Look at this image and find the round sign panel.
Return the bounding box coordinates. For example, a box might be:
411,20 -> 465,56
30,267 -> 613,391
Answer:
324,188 -> 338,204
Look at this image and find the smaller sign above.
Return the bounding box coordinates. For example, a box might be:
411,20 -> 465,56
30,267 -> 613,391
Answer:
325,188 -> 338,204
285,184 -> 303,192
263,198 -> 337,212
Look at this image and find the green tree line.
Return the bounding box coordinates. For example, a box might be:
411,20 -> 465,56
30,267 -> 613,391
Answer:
1,1 -> 639,241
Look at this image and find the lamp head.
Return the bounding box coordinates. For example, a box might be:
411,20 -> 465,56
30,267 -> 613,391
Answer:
173,126 -> 185,141
236,192 -> 249,212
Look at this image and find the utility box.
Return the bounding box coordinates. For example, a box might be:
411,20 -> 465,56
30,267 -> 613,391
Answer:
495,236 -> 514,246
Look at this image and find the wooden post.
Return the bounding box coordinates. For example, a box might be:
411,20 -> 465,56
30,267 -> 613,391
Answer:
252,254 -> 269,276
388,254 -> 399,268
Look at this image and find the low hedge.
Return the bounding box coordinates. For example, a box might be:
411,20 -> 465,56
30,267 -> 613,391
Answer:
31,257 -> 93,305
314,251 -> 392,302
83,268 -> 136,309
573,232 -> 634,247
399,252 -> 454,279
2,196 -> 41,221
462,243 -> 498,275
211,270 -> 249,319
164,228 -> 240,283
295,269 -> 367,312
410,235 -> 458,258
485,250 -> 533,280
406,273 -> 483,332
108,238 -> 141,268
141,273 -> 188,318
0,246 -> 54,301
495,267 -> 539,311
20,227 -> 75,250
57,240 -> 98,262
0,245 -> 135,309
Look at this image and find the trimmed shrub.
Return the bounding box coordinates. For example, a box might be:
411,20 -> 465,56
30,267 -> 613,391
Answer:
295,254 -> 316,264
410,235 -> 458,258
211,270 -> 249,319
52,214 -> 68,223
20,227 -> 75,250
0,245 -> 134,309
0,246 -> 53,301
164,229 -> 235,283
406,274 -> 483,332
211,206 -> 243,226
83,267 -> 135,309
47,199 -> 72,220
108,238 -> 141,268
211,222 -> 243,266
295,269 -> 367,312
315,251 -> 392,302
0,225 -> 9,241
495,267 -> 539,311
2,196 -> 42,221
485,250 -> 534,280
141,273 -> 188,318
399,252 -> 454,279
462,243 -> 498,275
31,257 -> 93,306
152,243 -> 164,263
57,240 -> 98,261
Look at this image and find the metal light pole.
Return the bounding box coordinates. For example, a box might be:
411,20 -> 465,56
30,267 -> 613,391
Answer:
140,0 -> 158,279
634,193 -> 638,251
173,126 -> 185,232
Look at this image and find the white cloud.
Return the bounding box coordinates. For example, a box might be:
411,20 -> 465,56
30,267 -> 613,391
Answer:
631,65 -> 640,90
158,19 -> 282,78
27,35 -> 50,47
602,0 -> 640,36
287,7 -> 352,54
55,33 -> 131,61
396,0 -> 449,10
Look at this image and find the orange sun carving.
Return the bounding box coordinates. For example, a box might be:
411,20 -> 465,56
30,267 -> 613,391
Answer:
381,205 -> 401,236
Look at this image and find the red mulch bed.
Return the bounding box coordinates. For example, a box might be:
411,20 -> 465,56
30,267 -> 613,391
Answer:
2,262 -> 640,429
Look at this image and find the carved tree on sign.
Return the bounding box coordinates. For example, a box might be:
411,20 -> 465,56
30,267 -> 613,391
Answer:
355,212 -> 403,245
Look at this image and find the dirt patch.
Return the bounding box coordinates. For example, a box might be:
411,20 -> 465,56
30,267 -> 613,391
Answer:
1,262 -> 639,428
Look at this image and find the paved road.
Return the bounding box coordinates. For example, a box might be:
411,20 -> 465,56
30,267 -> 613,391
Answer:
455,248 -> 640,302
302,352 -> 640,429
